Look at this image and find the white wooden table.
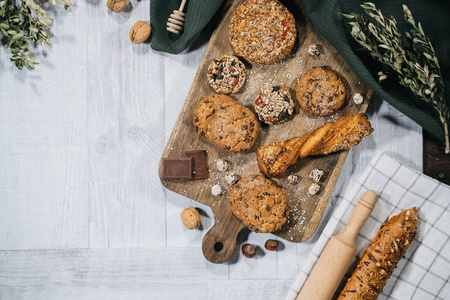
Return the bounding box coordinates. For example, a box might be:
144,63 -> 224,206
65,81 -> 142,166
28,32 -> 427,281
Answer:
0,1 -> 422,299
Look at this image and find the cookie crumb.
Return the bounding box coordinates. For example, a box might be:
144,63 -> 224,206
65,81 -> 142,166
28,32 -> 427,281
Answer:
353,93 -> 364,105
308,183 -> 320,195
309,168 -> 324,183
211,184 -> 222,196
286,174 -> 298,185
225,173 -> 239,185
216,159 -> 228,172
307,44 -> 320,58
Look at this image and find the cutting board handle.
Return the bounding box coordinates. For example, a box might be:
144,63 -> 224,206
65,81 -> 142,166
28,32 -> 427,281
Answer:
202,213 -> 246,264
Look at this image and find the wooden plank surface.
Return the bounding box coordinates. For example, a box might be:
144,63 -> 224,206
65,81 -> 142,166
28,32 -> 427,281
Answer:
159,0 -> 372,263
0,0 -> 424,298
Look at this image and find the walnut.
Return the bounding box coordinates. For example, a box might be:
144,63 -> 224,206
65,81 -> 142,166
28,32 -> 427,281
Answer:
129,21 -> 151,44
106,0 -> 130,13
180,207 -> 201,230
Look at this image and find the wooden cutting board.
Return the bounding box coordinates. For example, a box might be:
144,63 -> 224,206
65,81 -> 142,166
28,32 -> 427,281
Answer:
159,0 -> 372,264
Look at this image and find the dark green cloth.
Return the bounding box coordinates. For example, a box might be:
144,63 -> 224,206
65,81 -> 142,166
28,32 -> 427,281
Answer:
150,0 -> 224,54
151,0 -> 450,143
303,0 -> 450,143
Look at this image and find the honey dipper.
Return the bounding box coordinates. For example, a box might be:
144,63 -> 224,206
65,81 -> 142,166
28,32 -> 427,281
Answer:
167,0 -> 187,34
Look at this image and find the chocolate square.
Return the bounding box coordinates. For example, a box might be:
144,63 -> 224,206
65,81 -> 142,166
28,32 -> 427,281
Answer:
162,157 -> 194,179
184,150 -> 207,179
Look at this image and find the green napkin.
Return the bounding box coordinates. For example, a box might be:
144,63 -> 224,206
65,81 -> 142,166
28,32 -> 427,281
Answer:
303,0 -> 450,143
151,0 -> 449,143
150,0 -> 224,54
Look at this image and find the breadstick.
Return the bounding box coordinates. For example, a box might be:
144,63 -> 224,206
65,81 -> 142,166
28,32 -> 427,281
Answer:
338,207 -> 419,299
256,113 -> 374,177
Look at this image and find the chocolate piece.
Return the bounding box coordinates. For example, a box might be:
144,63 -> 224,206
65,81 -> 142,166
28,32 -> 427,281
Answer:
184,150 -> 207,179
162,157 -> 193,179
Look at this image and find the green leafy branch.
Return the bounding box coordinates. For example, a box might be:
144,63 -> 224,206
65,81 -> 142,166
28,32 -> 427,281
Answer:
0,0 -> 71,70
342,2 -> 449,153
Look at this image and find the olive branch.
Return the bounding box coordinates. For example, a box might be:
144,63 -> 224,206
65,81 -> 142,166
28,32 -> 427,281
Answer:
342,2 -> 449,153
0,0 -> 71,70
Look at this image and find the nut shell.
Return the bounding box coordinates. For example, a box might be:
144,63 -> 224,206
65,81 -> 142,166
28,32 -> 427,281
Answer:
129,21 -> 151,44
241,243 -> 256,258
264,239 -> 278,251
106,0 -> 130,13
180,207 -> 201,230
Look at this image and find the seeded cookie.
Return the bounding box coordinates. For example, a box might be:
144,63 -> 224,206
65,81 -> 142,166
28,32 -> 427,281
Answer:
296,66 -> 346,116
229,175 -> 290,233
229,0 -> 297,65
207,55 -> 246,94
193,94 -> 259,152
254,85 -> 295,124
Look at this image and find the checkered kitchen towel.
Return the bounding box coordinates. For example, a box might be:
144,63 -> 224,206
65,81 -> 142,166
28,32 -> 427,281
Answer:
286,152 -> 450,300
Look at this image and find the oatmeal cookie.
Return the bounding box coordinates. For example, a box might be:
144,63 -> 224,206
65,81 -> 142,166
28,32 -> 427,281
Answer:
207,55 -> 246,94
296,66 -> 346,116
193,94 -> 259,152
229,0 -> 297,65
229,175 -> 290,233
254,85 -> 295,124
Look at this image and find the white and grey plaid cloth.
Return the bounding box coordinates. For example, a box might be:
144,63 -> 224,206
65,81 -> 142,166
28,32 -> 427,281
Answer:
286,152 -> 450,300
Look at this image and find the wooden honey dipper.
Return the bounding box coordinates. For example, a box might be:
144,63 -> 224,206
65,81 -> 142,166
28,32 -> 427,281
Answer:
167,0 -> 187,34
295,190 -> 378,300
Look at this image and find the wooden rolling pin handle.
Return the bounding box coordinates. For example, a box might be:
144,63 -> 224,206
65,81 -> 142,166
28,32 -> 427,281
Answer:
338,190 -> 378,243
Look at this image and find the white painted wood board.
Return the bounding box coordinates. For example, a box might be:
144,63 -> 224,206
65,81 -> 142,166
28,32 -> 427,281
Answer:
0,0 -> 422,298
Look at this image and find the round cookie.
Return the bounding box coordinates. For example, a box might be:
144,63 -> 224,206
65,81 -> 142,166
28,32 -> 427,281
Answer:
229,175 -> 290,233
254,85 -> 295,124
193,94 -> 259,152
229,0 -> 297,65
207,55 -> 246,94
295,66 -> 346,116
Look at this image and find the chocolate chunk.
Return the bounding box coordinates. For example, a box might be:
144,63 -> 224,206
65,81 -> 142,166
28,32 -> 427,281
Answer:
162,157 -> 193,179
184,150 -> 207,180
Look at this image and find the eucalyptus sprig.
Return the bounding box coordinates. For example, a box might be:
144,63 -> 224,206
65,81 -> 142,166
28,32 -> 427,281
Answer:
342,2 -> 450,153
0,0 -> 71,70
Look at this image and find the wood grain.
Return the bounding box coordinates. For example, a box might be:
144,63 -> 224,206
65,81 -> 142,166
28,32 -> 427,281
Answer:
159,0 -> 372,263
86,1 -> 167,248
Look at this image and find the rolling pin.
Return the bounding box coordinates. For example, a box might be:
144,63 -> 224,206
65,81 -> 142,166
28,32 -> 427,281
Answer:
296,190 -> 378,300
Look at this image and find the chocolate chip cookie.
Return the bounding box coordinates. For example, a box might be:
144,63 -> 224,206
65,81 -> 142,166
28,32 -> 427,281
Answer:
229,175 -> 290,233
229,0 -> 297,65
193,94 -> 258,152
207,55 -> 246,94
296,66 -> 346,116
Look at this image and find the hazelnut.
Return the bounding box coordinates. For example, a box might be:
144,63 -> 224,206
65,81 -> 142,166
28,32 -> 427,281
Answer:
241,243 -> 256,258
264,239 -> 278,251
216,159 -> 228,172
224,173 -> 238,185
307,44 -> 320,58
129,21 -> 151,44
211,184 -> 222,196
308,183 -> 320,195
309,168 -> 324,183
352,93 -> 364,105
106,0 -> 130,13
286,174 -> 298,185
180,207 -> 201,230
